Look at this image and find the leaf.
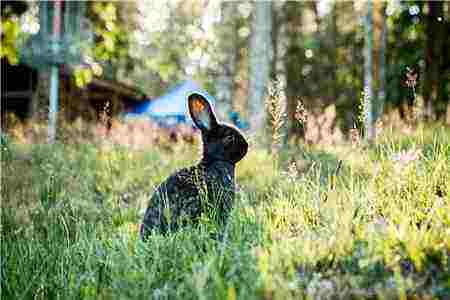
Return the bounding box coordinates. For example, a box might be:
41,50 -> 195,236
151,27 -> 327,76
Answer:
74,67 -> 93,87
104,35 -> 115,52
83,68 -> 93,84
0,19 -> 20,65
105,3 -> 117,22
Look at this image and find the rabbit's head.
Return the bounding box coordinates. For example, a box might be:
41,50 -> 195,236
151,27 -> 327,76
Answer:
188,92 -> 248,164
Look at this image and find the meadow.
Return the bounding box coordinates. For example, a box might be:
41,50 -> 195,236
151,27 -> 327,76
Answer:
1,120 -> 449,299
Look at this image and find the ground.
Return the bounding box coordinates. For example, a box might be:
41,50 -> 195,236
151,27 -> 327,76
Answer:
1,123 -> 449,299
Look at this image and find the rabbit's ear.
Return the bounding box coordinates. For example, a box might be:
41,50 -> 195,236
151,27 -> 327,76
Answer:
188,92 -> 218,131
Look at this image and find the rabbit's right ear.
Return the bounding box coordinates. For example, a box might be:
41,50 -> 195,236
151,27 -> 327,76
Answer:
188,92 -> 218,131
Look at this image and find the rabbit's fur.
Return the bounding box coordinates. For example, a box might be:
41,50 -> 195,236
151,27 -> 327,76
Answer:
140,92 -> 248,239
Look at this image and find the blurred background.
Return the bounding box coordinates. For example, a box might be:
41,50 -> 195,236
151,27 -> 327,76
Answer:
1,0 -> 449,146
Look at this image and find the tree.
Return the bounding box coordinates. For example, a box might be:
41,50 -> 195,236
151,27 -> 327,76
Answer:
329,2 -> 338,106
0,1 -> 28,65
284,2 -> 304,140
215,1 -> 239,121
373,0 -> 387,121
248,1 -> 272,135
423,0 -> 444,120
364,0 -> 374,140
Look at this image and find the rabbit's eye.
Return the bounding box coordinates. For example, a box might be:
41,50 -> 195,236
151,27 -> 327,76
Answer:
223,136 -> 234,145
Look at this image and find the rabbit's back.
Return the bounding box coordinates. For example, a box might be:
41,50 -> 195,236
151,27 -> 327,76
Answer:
141,162 -> 235,237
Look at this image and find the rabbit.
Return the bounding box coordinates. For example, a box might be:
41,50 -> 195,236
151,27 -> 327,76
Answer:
140,91 -> 248,239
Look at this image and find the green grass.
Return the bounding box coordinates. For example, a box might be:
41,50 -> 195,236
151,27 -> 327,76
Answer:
1,125 -> 449,299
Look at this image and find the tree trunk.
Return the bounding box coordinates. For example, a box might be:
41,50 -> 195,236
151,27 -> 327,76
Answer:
446,102 -> 450,125
284,2 -> 303,140
215,1 -> 238,122
330,3 -> 338,105
248,1 -> 272,136
374,1 -> 387,121
364,0 -> 374,141
423,0 -> 444,120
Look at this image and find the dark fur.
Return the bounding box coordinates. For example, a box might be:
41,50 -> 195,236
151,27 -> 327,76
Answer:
140,92 -> 248,239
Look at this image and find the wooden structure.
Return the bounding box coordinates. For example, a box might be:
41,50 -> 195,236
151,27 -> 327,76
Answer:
1,59 -> 145,129
1,1 -> 145,131
1,61 -> 37,123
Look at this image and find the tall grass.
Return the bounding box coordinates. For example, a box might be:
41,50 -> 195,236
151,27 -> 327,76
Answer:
1,119 -> 449,299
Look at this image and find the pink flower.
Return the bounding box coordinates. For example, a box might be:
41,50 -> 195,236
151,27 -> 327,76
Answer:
391,148 -> 422,165
405,67 -> 418,88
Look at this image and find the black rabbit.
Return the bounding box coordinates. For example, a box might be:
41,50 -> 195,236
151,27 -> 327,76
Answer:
140,92 -> 248,239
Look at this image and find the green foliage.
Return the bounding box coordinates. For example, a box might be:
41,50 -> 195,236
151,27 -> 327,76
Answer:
90,2 -> 128,62
73,66 -> 94,88
0,18 -> 22,65
0,1 -> 28,64
71,1 -> 222,93
69,2 -> 137,87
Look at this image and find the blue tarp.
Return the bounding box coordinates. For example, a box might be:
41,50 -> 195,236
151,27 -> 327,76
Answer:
124,80 -> 215,127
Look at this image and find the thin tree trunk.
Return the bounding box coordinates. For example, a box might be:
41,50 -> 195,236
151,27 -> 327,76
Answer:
248,1 -> 272,136
215,1 -> 238,122
423,0 -> 444,120
350,3 -> 361,130
374,0 -> 387,120
330,3 -> 338,105
378,2 -> 387,120
447,102 -> 450,125
364,0 -> 374,141
285,2 -> 303,140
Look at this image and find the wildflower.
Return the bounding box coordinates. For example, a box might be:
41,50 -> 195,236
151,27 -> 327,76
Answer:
100,101 -> 111,125
294,99 -> 308,125
265,79 -> 286,154
405,67 -> 420,124
391,148 -> 422,165
375,119 -> 384,138
349,125 -> 360,145
405,67 -> 418,89
286,161 -> 299,182
358,88 -> 371,127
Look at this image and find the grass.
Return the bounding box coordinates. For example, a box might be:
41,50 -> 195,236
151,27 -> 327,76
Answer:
1,123 -> 450,299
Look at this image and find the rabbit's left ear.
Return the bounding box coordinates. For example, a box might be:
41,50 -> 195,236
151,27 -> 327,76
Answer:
188,92 -> 218,131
